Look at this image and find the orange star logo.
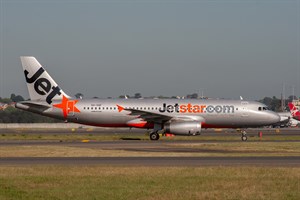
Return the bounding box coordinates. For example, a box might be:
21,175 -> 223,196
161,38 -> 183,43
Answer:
117,104 -> 125,112
53,95 -> 80,118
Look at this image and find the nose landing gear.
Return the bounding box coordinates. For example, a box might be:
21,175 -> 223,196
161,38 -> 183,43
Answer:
241,130 -> 247,141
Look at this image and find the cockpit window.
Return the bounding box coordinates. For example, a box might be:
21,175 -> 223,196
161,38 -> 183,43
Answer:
258,106 -> 269,111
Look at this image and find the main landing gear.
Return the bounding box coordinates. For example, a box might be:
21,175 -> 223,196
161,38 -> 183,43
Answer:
150,131 -> 160,141
241,130 -> 247,141
149,123 -> 162,141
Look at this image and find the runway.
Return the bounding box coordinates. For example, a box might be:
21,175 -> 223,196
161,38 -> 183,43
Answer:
1,139 -> 300,146
0,127 -> 299,167
1,156 -> 299,167
1,127 -> 300,135
1,139 -> 300,166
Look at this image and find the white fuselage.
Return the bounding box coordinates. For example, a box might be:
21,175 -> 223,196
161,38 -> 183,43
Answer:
16,98 -> 280,129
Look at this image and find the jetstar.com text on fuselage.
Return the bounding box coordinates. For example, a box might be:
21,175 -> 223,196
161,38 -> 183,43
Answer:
158,103 -> 235,113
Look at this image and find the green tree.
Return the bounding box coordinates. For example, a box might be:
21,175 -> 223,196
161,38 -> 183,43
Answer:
0,97 -> 12,104
134,93 -> 142,99
186,93 -> 198,99
259,96 -> 281,111
10,93 -> 24,102
75,93 -> 84,99
0,106 -> 61,123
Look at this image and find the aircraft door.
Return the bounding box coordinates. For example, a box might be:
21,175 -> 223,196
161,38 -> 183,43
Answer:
241,101 -> 249,117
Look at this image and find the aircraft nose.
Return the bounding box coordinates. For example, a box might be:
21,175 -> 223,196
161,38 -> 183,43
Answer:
269,112 -> 280,124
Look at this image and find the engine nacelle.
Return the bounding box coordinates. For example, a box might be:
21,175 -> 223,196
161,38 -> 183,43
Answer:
164,121 -> 201,135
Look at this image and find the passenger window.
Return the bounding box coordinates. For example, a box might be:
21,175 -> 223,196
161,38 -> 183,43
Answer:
258,107 -> 261,111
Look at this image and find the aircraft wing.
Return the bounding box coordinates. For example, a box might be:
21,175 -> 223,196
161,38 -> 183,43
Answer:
117,105 -> 205,124
124,108 -> 172,123
123,108 -> 205,124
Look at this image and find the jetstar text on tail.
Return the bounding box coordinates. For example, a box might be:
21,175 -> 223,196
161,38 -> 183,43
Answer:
24,67 -> 62,104
159,103 -> 235,113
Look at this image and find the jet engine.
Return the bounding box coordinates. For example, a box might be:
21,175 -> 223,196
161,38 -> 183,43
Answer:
164,121 -> 201,135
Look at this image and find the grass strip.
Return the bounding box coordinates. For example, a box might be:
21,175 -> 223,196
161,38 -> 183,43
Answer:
0,166 -> 299,200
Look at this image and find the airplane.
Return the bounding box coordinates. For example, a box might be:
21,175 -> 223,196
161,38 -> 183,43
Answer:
15,56 -> 280,141
273,112 -> 299,128
288,102 -> 300,121
273,112 -> 290,128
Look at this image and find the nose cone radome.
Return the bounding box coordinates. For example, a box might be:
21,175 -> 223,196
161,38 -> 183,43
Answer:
269,112 -> 281,124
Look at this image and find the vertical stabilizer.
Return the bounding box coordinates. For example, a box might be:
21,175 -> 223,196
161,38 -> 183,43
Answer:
288,102 -> 300,121
20,56 -> 70,104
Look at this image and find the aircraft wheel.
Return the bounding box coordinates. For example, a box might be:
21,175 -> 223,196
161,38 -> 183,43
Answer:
241,135 -> 247,141
150,132 -> 160,141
